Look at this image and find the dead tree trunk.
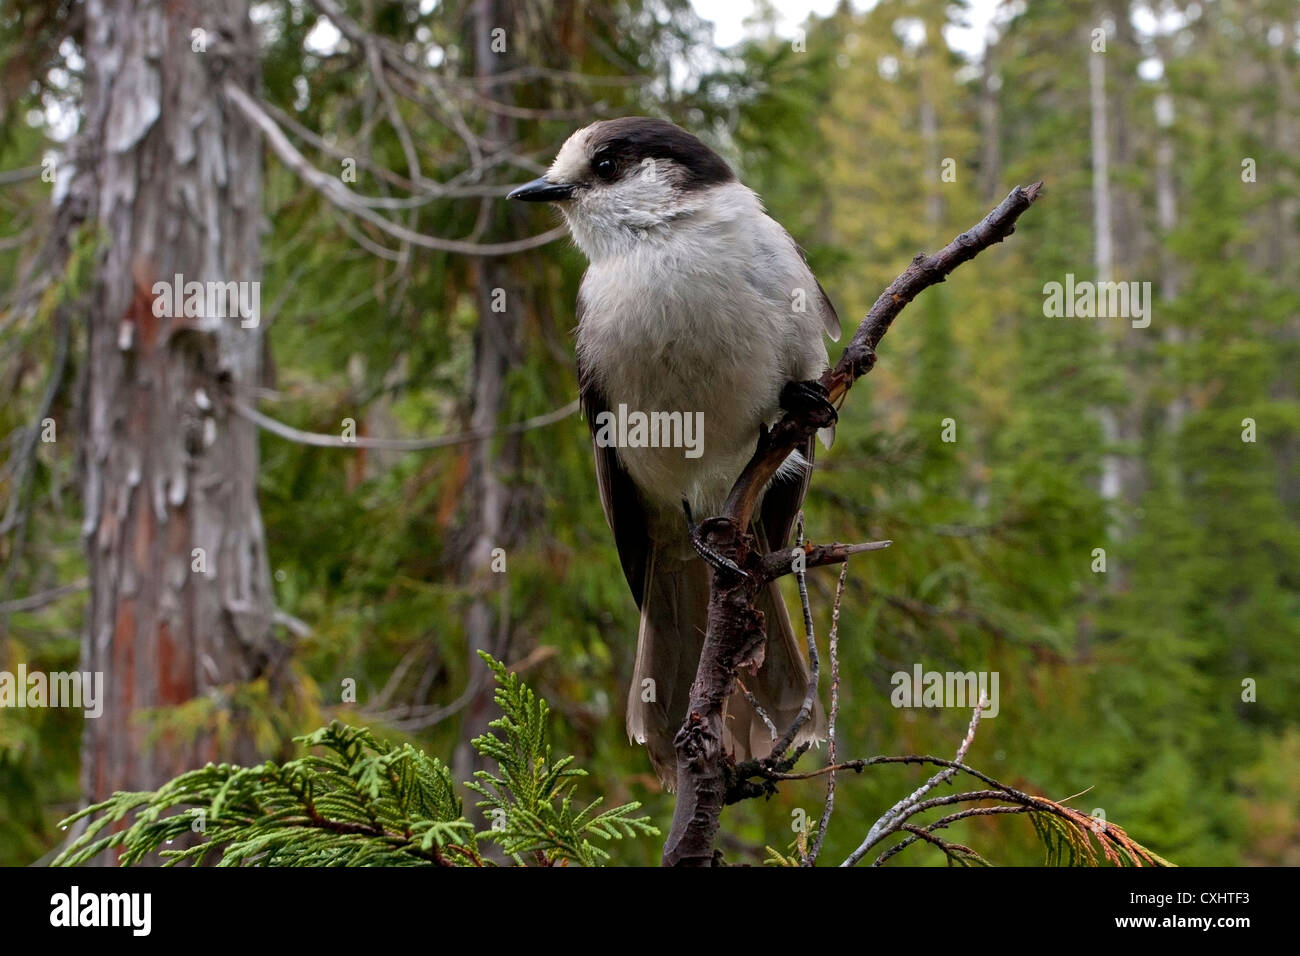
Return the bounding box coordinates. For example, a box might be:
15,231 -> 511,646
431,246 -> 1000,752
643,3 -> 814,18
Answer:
73,0 -> 282,850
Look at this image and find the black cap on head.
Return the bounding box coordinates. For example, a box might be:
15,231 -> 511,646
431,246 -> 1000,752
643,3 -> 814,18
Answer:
586,117 -> 735,191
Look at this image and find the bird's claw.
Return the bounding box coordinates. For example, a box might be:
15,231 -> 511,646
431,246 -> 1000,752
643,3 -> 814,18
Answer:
681,497 -> 748,580
780,379 -> 838,427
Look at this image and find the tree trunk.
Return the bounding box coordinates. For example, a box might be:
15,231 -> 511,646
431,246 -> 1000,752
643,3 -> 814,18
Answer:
452,0 -> 519,785
73,0 -> 282,857
1088,39 -> 1113,283
1154,89 -> 1186,433
1088,30 -> 1123,508
978,35 -> 1002,204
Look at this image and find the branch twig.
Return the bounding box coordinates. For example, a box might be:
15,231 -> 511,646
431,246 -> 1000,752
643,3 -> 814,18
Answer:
0,578 -> 88,615
224,82 -> 567,257
804,560 -> 849,866
842,697 -> 987,866
766,513 -> 820,761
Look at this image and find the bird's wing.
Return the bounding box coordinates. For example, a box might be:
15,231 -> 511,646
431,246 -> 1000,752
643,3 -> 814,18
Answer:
765,220 -> 841,343
749,220 -> 835,535
577,306 -> 651,609
812,274 -> 842,342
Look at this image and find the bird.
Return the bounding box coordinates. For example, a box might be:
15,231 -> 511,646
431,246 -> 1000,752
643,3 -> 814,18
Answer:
509,116 -> 840,788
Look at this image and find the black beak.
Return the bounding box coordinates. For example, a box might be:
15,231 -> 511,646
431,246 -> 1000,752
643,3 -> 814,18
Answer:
507,177 -> 576,202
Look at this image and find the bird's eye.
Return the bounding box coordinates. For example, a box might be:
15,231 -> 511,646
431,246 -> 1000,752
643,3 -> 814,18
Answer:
592,155 -> 618,181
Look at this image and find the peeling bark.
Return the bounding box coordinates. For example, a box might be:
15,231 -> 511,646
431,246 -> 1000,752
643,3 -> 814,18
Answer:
72,0 -> 283,858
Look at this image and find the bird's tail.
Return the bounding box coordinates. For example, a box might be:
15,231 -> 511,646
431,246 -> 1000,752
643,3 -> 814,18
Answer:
627,549 -> 826,790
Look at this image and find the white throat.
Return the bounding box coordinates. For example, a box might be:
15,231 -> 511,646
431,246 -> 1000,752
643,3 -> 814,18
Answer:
561,179 -> 759,264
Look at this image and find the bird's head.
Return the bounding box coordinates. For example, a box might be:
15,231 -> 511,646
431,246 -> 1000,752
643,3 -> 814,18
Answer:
508,117 -> 736,260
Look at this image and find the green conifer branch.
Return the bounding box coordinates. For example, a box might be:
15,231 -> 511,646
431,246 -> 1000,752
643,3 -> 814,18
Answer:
53,654 -> 657,867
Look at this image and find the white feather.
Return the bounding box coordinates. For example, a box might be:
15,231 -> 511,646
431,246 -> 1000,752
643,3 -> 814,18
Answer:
569,177 -> 831,522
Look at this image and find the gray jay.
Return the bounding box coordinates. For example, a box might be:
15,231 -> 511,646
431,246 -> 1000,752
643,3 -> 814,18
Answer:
509,117 -> 839,787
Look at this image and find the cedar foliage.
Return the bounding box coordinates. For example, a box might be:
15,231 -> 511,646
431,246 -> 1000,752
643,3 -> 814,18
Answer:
53,654 -> 656,867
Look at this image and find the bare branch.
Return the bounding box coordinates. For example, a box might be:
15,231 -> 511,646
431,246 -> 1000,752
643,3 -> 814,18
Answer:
257,97 -> 515,201
735,677 -> 778,741
804,560 -> 849,866
233,397 -> 580,451
759,538 -> 892,580
272,608 -> 312,639
457,65 -> 647,88
872,807 -> 1028,867
366,41 -> 422,189
0,166 -> 42,186
766,513 -> 821,761
1,308 -> 71,633
0,578 -> 88,615
305,0 -> 485,173
842,697 -> 988,867
224,82 -> 567,256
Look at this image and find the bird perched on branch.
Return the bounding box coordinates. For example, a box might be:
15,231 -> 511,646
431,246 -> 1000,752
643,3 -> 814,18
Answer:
509,117 -> 839,788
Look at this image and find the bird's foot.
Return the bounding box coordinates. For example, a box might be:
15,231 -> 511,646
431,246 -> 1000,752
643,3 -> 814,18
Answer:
779,379 -> 838,428
681,497 -> 748,580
